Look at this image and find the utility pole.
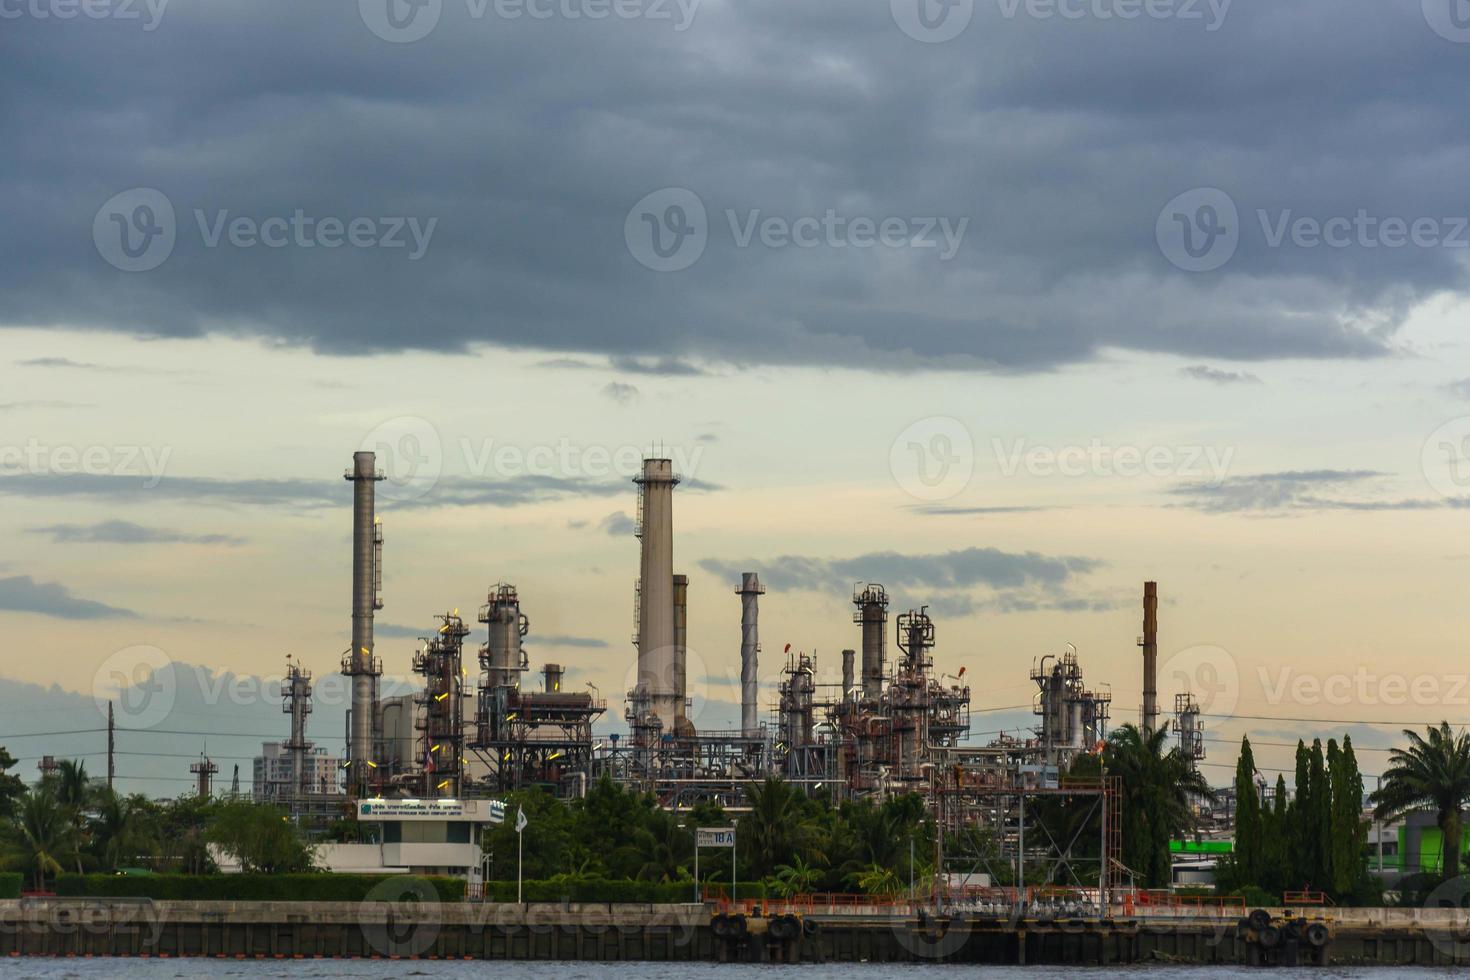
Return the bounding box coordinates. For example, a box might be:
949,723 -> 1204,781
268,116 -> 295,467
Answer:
105,702 -> 113,793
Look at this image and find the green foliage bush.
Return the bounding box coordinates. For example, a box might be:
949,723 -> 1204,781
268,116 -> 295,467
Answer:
52,873 -> 464,902
479,878 -> 766,903
0,872 -> 22,898
1230,885 -> 1280,908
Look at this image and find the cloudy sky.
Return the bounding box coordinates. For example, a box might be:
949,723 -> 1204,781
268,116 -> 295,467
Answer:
4,0 -> 1470,794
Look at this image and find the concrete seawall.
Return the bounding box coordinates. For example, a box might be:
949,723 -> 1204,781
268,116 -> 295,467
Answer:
6,899 -> 1470,965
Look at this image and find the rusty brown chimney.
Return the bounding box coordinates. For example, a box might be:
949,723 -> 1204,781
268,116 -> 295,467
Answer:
1141,580 -> 1158,734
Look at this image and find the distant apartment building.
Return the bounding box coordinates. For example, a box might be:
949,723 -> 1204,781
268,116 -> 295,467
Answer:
252,742 -> 342,800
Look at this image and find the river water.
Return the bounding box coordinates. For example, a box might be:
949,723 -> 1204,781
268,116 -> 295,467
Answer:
3,965 -> 1464,979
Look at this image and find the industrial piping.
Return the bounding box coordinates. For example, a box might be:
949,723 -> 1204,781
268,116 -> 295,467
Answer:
736,572 -> 765,737
672,573 -> 690,734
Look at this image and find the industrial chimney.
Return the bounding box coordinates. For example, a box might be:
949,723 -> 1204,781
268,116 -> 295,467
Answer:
736,572 -> 764,737
1141,580 -> 1158,734
853,584 -> 889,700
841,649 -> 856,699
342,451 -> 383,796
634,458 -> 680,736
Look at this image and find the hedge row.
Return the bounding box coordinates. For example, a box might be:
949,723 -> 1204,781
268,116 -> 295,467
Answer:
53,874 -> 464,902
0,873 -> 21,899
480,879 -> 768,904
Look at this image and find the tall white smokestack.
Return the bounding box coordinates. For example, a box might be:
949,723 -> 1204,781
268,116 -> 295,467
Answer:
736,572 -> 764,737
635,458 -> 680,735
343,451 -> 383,796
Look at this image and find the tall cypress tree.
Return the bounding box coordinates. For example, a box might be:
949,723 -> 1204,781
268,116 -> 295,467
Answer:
1292,740 -> 1312,890
1262,773 -> 1290,895
1233,736 -> 1262,885
1326,738 -> 1343,894
1309,739 -> 1332,889
1331,735 -> 1366,897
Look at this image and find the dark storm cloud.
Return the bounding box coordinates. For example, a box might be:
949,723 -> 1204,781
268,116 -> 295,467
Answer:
701,546 -> 1101,592
1170,469 -> 1470,513
0,1 -> 1457,370
0,400 -> 91,411
375,622 -> 431,639
532,634 -> 610,649
699,545 -> 1110,616
911,504 -> 1055,515
0,575 -> 137,620
26,520 -> 244,545
600,381 -> 640,405
0,472 -> 627,509
1182,365 -> 1262,385
598,511 -> 636,536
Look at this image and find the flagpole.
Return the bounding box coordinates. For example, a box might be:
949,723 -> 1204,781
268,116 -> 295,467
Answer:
514,805 -> 527,904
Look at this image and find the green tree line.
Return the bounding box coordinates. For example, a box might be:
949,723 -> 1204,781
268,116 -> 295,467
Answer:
1220,722 -> 1470,904
0,751 -> 313,890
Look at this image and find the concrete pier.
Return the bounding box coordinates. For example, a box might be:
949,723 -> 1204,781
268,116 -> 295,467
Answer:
5,899 -> 1470,965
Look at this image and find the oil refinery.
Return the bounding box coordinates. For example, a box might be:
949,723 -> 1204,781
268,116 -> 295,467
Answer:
235,448 -> 1213,838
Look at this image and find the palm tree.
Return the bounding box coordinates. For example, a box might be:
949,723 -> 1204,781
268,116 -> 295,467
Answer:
1104,724 -> 1215,888
740,778 -> 815,878
55,759 -> 90,872
90,788 -> 156,870
13,788 -> 79,891
770,854 -> 822,898
632,808 -> 692,882
1370,722 -> 1470,879
851,862 -> 902,897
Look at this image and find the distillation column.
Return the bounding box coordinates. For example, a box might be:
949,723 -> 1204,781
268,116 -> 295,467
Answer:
736,572 -> 764,737
282,659 -> 313,798
853,584 -> 889,700
342,451 -> 383,796
634,458 -> 681,737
